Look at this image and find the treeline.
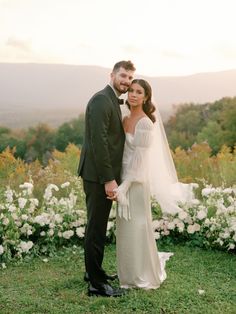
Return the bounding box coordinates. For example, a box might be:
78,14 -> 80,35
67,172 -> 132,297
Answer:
166,96 -> 236,154
0,114 -> 85,164
1,97 -> 236,163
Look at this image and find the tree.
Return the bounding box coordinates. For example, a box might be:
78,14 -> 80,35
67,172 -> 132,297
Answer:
0,127 -> 27,159
55,114 -> 85,151
197,121 -> 226,154
221,101 -> 236,148
166,104 -> 206,150
24,124 -> 55,163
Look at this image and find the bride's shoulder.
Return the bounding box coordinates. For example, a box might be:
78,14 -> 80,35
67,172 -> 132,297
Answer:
136,116 -> 154,131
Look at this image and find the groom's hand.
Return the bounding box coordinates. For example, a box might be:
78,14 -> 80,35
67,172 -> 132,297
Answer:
105,180 -> 118,200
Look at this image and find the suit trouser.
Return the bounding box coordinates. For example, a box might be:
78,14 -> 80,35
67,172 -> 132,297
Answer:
83,180 -> 112,288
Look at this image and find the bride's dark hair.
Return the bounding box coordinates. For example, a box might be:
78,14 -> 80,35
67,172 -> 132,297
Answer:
126,79 -> 156,123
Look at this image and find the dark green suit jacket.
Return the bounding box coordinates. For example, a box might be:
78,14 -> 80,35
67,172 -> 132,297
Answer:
78,85 -> 125,184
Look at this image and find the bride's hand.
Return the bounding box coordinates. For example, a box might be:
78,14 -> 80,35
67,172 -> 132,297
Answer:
111,182 -> 130,205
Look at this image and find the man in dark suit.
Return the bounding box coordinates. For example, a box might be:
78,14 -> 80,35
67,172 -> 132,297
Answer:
78,60 -> 136,297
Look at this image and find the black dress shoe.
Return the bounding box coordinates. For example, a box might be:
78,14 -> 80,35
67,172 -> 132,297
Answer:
84,272 -> 118,282
88,283 -> 126,297
105,273 -> 118,281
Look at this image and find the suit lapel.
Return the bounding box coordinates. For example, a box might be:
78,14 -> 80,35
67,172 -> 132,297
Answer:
104,85 -> 123,124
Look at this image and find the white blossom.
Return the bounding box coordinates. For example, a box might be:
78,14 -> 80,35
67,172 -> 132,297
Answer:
0,245 -> 4,255
154,232 -> 160,240
48,229 -> 54,237
19,182 -> 33,195
18,241 -> 34,253
177,221 -> 185,232
34,213 -> 51,226
21,214 -> 28,221
27,229 -> 33,236
5,187 -> 13,203
3,218 -> 9,226
18,197 -> 27,209
167,221 -> 175,230
192,199 -> 200,205
43,184 -> 59,200
191,183 -> 199,189
152,220 -> 162,230
54,214 -> 63,224
8,205 -> 17,212
188,225 -> 195,234
76,227 -> 85,238
202,187 -> 215,197
178,211 -> 188,220
62,230 -> 74,239
197,210 -> 207,220
61,182 -> 70,188
228,243 -> 235,250
223,188 -> 232,194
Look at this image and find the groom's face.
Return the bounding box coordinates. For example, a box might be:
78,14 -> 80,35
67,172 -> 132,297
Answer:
111,67 -> 134,95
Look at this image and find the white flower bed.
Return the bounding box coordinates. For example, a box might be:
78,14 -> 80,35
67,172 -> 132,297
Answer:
152,185 -> 236,251
0,180 -> 90,264
0,181 -> 235,266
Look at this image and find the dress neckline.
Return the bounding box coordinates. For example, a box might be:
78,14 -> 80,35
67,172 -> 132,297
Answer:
124,116 -> 148,136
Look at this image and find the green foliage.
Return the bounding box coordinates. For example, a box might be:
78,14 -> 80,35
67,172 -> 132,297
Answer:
166,97 -> 236,153
55,114 -> 85,151
197,121 -> 225,154
0,128 -> 27,159
173,142 -> 236,187
1,97 -> 235,162
24,123 -> 56,163
0,114 -> 85,163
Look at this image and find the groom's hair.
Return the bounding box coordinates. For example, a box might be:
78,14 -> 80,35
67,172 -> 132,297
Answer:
112,60 -> 136,72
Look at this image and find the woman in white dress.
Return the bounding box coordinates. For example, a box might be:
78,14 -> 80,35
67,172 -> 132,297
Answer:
115,79 -> 173,290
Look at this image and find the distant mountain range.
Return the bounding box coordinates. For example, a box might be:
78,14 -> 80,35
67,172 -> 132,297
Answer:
0,63 -> 236,129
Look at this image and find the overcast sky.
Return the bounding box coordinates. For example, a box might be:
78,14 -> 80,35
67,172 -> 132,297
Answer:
1,0 -> 236,76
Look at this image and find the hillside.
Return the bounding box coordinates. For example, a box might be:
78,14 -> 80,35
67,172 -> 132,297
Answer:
0,63 -> 235,128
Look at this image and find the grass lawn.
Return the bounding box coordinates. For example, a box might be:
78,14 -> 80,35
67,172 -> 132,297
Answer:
0,243 -> 235,314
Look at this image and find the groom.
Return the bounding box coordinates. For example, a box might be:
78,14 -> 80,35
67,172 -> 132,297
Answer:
78,60 -> 136,297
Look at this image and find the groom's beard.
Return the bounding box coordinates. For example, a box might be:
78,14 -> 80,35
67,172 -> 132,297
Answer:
113,80 -> 130,95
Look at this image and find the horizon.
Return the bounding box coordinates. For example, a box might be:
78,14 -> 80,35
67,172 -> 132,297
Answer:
1,62 -> 236,130
1,61 -> 236,78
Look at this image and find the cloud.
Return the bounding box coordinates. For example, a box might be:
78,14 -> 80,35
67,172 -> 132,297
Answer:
215,43 -> 236,60
161,50 -> 186,59
122,45 -> 143,54
6,37 -> 32,52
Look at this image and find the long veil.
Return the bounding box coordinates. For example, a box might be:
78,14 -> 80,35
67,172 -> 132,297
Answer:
149,104 -> 194,215
120,103 -> 194,215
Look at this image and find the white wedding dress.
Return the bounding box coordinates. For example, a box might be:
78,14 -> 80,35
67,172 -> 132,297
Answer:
116,116 -> 173,289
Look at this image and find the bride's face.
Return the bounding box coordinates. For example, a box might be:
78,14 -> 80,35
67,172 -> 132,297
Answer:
128,83 -> 146,108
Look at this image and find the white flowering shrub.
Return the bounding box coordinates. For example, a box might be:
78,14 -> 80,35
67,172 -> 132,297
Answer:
0,178 -> 116,264
0,179 -> 87,263
152,185 -> 236,252
1,180 -> 235,265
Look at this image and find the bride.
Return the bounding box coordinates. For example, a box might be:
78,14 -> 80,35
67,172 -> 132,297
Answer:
114,79 -> 193,289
